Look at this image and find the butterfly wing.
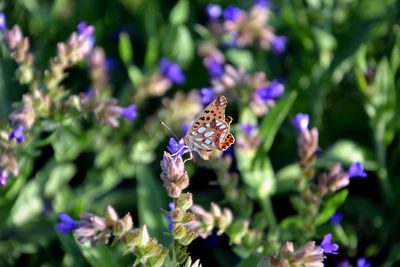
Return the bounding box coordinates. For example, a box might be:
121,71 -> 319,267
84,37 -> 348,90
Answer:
185,96 -> 234,159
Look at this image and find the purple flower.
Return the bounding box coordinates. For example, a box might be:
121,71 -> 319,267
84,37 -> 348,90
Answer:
240,123 -> 258,136
206,57 -> 224,78
120,104 -> 137,121
256,80 -> 285,100
291,113 -> 309,132
56,213 -> 81,234
223,5 -> 243,21
166,202 -> 175,232
320,233 -> 339,254
77,21 -> 95,55
0,170 -> 8,186
337,260 -> 352,267
200,88 -> 216,104
357,258 -> 371,267
254,0 -> 270,7
9,125 -> 25,144
206,4 -> 222,20
159,58 -> 185,84
182,122 -> 191,135
271,35 -> 288,54
167,137 -> 189,157
0,12 -> 6,32
329,211 -> 343,225
348,161 -> 367,178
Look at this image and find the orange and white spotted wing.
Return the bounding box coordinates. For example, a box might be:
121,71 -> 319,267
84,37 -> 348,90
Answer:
184,95 -> 235,160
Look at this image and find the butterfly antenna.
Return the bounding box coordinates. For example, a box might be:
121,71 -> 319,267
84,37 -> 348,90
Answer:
160,121 -> 180,140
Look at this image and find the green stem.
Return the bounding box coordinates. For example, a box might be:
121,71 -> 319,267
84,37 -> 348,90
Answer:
374,122 -> 394,205
260,197 -> 277,230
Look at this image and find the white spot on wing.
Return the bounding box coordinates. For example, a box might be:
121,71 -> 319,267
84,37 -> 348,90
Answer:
204,131 -> 214,137
198,127 -> 206,133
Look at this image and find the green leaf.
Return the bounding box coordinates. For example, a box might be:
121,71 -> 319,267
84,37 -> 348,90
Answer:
80,244 -> 120,267
9,179 -> 42,226
236,150 -> 276,200
255,90 -> 297,160
316,189 -> 349,225
275,163 -> 302,193
236,256 -> 259,267
169,0 -> 189,26
319,140 -> 376,170
136,164 -> 168,244
226,49 -> 254,71
118,32 -> 133,65
44,163 -> 76,197
127,65 -> 143,86
173,25 -> 194,66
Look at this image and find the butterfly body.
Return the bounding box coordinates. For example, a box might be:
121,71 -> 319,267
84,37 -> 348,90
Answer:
184,96 -> 235,160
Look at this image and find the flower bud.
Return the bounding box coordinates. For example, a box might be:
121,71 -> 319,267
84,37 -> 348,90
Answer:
170,208 -> 184,221
172,223 -> 187,240
105,205 -> 119,226
181,212 -> 195,224
179,230 -> 197,246
176,193 -> 193,211
228,220 -> 249,244
139,225 -> 150,246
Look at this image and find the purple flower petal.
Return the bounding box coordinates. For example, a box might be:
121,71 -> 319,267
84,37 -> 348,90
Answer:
240,123 -> 258,136
159,58 -> 185,84
329,211 -> 343,225
206,4 -> 222,20
348,161 -> 367,178
167,137 -> 189,157
0,170 -> 8,187
206,57 -> 224,78
0,12 -> 7,32
357,258 -> 371,267
291,113 -> 309,132
271,35 -> 288,54
223,5 -> 243,21
320,233 -> 339,254
200,88 -> 216,104
256,80 -> 285,100
254,0 -> 270,8
120,104 -> 137,121
9,125 -> 25,144
56,212 -> 80,234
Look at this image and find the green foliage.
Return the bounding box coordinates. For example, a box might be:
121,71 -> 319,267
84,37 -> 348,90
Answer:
0,0 -> 400,266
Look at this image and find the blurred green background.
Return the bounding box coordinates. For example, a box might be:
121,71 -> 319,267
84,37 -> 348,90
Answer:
1,0 -> 400,266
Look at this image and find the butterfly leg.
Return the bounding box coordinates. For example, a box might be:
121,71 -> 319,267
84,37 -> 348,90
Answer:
170,145 -> 190,157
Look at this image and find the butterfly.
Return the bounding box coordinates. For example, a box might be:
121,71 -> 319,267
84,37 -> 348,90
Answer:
184,95 -> 235,160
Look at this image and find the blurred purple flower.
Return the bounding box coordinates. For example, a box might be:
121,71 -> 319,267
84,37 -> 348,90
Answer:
223,5 -> 243,21
206,57 -> 224,78
348,161 -> 367,178
206,4 -> 222,20
200,88 -> 216,104
166,202 -> 175,232
329,211 -> 343,225
0,170 -> 8,187
291,113 -> 309,132
77,21 -> 95,56
9,125 -> 25,144
105,56 -> 117,71
240,123 -> 258,136
167,137 -> 189,157
120,104 -> 137,121
159,58 -> 185,84
182,122 -> 191,135
254,0 -> 270,7
256,80 -> 285,100
56,213 -> 81,234
0,12 -> 6,32
320,233 -> 339,254
357,258 -> 371,267
271,35 -> 288,54
337,260 -> 352,267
